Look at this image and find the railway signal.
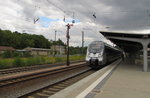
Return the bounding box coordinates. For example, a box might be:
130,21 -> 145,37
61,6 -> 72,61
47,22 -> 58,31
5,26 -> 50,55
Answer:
66,23 -> 73,66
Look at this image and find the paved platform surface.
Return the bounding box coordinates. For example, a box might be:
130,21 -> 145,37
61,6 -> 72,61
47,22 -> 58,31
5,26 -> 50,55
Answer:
94,59 -> 150,98
49,59 -> 150,98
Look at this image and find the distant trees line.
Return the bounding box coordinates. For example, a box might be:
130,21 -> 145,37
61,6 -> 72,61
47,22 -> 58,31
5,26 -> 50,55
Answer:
70,46 -> 87,55
0,29 -> 87,55
0,29 -> 65,49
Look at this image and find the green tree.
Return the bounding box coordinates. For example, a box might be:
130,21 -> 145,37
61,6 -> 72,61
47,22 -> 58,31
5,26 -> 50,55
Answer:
52,38 -> 65,46
0,29 -> 51,49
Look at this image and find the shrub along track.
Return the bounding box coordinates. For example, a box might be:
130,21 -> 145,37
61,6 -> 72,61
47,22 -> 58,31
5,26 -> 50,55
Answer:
0,61 -> 92,98
0,60 -> 84,76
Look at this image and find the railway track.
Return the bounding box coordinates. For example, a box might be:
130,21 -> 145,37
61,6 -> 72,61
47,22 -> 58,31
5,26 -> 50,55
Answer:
0,60 -> 84,76
0,62 -> 86,87
0,62 -> 92,98
20,70 -> 95,98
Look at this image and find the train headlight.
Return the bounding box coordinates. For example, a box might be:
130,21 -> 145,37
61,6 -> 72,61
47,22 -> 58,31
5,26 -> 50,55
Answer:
98,52 -> 102,57
98,54 -> 101,57
88,53 -> 91,58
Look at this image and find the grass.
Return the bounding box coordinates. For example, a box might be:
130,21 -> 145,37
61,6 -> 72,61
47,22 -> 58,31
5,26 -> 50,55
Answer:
0,55 -> 85,69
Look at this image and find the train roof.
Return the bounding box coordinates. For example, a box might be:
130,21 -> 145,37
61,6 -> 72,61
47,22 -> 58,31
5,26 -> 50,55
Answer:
90,41 -> 122,52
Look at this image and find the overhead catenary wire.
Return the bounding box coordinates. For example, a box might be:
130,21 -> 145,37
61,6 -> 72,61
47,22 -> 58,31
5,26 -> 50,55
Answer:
46,0 -> 71,17
17,0 -> 41,24
5,0 -> 150,33
46,0 -> 77,22
46,0 -> 65,13
33,5 -> 41,24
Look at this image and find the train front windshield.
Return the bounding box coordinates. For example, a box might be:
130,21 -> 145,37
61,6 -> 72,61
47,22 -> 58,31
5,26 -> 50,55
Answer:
89,42 -> 104,53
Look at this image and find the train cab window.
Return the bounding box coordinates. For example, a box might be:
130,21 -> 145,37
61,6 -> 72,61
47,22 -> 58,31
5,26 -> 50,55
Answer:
89,42 -> 104,53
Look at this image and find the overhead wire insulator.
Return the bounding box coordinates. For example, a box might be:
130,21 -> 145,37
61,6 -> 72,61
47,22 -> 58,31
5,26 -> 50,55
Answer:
72,20 -> 75,23
93,12 -> 96,18
33,17 -> 40,24
33,5 -> 41,24
63,16 -> 66,22
72,12 -> 75,23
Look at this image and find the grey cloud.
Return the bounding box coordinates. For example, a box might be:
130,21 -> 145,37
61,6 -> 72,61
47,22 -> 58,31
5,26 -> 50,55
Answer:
1,0 -> 150,47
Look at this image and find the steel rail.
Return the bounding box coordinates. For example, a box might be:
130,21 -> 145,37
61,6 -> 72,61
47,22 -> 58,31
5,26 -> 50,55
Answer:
0,62 -> 86,87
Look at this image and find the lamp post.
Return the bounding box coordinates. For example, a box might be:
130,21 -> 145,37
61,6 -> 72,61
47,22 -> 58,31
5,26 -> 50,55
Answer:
82,28 -> 93,54
66,23 -> 73,66
54,30 -> 57,42
53,30 -> 57,57
82,31 -> 84,55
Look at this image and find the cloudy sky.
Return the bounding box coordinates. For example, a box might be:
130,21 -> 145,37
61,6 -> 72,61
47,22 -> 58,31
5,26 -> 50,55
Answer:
0,0 -> 150,46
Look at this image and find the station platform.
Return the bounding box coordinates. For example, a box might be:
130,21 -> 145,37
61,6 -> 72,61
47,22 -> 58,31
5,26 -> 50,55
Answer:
93,59 -> 150,98
49,59 -> 150,98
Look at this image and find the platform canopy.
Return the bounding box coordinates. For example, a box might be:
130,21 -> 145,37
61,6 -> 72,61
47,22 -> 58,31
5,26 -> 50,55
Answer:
100,31 -> 150,53
100,31 -> 150,72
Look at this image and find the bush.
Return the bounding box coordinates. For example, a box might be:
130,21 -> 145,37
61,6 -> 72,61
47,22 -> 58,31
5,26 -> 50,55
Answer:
13,57 -> 25,67
55,57 -> 63,62
35,57 -> 41,64
25,57 -> 45,66
26,57 -> 35,66
70,55 -> 85,61
40,56 -> 46,64
0,59 -> 14,69
23,52 -> 31,57
44,57 -> 52,64
1,51 -> 32,58
0,55 -> 85,69
0,60 -> 7,68
2,51 -> 13,58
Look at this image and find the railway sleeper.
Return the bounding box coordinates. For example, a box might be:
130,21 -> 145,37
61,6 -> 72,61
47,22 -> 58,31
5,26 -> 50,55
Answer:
52,85 -> 65,89
47,88 -> 60,91
42,90 -> 56,94
36,93 -> 50,97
